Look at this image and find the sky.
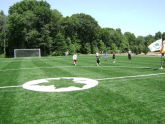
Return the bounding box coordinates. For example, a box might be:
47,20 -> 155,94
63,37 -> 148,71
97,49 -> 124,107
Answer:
0,0 -> 165,36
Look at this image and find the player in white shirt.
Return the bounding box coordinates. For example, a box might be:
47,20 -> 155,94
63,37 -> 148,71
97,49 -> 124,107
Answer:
73,54 -> 77,66
128,50 -> 132,60
96,52 -> 100,66
96,52 -> 99,57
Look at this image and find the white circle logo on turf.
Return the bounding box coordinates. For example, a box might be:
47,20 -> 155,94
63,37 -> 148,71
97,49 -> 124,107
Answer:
22,77 -> 98,92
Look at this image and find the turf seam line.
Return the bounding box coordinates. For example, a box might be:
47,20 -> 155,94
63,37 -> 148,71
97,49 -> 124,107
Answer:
96,73 -> 165,81
0,66 -> 151,72
0,85 -> 22,89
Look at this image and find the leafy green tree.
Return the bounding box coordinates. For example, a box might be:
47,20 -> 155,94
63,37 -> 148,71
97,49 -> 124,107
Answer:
0,11 -> 7,55
3,0 -> 165,57
120,36 -> 129,52
7,0 -> 52,56
70,13 -> 100,53
109,30 -> 121,49
98,40 -> 106,52
52,33 -> 67,56
155,31 -> 162,40
124,32 -> 136,52
90,41 -> 98,53
25,30 -> 39,47
134,36 -> 145,54
84,43 -> 91,54
9,0 -> 51,26
0,11 -> 6,32
162,32 -> 165,40
51,9 -> 63,24
116,28 -> 122,34
144,35 -> 154,54
60,16 -> 79,38
49,9 -> 63,39
99,28 -> 113,48
111,43 -> 117,52
7,14 -> 25,56
39,24 -> 52,56
65,37 -> 75,54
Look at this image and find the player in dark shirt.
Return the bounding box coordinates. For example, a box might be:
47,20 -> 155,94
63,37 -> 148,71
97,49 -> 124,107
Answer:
96,56 -> 100,66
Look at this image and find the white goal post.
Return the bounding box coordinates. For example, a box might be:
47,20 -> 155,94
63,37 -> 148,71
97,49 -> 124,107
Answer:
14,49 -> 41,58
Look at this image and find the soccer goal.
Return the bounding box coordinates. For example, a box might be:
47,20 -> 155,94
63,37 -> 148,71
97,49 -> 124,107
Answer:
14,49 -> 41,58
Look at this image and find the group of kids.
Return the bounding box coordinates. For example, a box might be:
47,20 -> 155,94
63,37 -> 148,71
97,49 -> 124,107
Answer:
72,50 -> 132,66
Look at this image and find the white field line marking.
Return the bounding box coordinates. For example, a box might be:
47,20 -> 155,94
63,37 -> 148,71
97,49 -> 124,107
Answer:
0,66 -> 151,72
0,85 -> 22,89
96,73 -> 165,81
0,58 -> 64,63
0,73 -> 164,89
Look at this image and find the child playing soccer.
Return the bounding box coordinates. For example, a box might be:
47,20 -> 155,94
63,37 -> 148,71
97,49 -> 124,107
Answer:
104,52 -> 109,61
96,53 -> 100,66
112,52 -> 116,63
128,50 -> 132,60
72,54 -> 77,66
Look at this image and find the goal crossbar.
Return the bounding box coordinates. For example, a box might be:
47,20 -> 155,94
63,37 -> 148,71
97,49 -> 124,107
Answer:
14,49 -> 41,58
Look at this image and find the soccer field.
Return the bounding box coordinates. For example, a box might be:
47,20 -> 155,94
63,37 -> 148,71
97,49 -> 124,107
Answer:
0,55 -> 165,123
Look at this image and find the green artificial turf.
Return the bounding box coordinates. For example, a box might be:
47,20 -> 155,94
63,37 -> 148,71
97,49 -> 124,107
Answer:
43,79 -> 84,88
0,55 -> 165,123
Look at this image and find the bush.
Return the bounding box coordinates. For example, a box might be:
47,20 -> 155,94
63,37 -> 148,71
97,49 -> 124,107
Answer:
0,54 -> 6,58
51,51 -> 65,56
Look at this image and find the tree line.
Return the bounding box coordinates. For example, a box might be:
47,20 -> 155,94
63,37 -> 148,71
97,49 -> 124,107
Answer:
0,0 -> 165,57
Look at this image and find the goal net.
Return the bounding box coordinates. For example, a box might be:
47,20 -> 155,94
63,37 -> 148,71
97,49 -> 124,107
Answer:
14,49 -> 41,58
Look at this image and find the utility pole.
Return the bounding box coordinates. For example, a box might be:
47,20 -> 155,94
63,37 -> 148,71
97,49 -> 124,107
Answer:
160,36 -> 165,69
160,39 -> 163,69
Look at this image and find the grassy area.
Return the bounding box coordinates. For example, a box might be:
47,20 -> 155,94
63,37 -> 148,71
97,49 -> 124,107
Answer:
0,55 -> 165,123
43,79 -> 84,88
